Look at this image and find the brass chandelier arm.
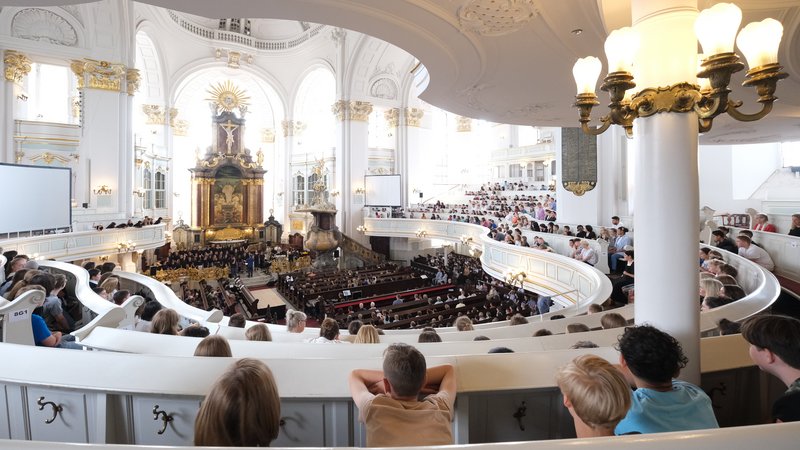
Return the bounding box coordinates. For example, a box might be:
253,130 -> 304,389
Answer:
726,99 -> 773,122
580,117 -> 612,136
693,95 -> 724,120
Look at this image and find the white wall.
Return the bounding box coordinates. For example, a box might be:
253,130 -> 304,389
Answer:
698,143 -> 781,214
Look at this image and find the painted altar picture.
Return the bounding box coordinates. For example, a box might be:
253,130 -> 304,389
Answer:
213,166 -> 243,224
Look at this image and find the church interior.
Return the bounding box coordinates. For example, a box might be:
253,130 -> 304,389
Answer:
0,0 -> 799,448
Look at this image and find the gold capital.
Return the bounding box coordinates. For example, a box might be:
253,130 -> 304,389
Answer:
404,107 -> 425,127
4,50 -> 32,84
126,68 -> 140,95
384,108 -> 400,128
71,59 -> 126,92
456,116 -> 472,132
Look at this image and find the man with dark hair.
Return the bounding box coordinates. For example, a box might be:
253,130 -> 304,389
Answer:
228,313 -> 246,328
349,343 -> 456,447
614,325 -> 718,435
741,315 -> 800,422
711,230 -> 737,253
88,269 -> 101,288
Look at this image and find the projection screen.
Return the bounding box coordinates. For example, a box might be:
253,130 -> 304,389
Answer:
364,174 -> 402,207
0,163 -> 72,234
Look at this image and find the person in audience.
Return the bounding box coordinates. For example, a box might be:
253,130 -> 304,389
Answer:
587,304 -> 604,315
93,286 -> 110,301
99,276 -> 120,296
455,316 -> 474,331
610,250 -> 635,305
510,314 -> 528,326
474,335 -> 491,341
4,268 -> 32,300
112,289 -> 130,306
286,309 -> 307,333
33,272 -> 72,333
571,341 -> 600,349
711,230 -> 738,253
601,313 -> 627,329
714,274 -> 737,286
736,235 -> 775,271
717,262 -> 739,279
134,300 -> 161,332
194,335 -> 232,357
307,318 -> 342,344
567,323 -> 590,334
150,308 -> 180,335
717,318 -> 741,336
419,328 -> 442,343
550,314 -> 566,320
611,216 -> 624,228
720,284 -> 746,301
752,213 -> 777,232
699,279 -> 723,300
245,324 -> 273,342
579,240 -> 599,266
349,343 -> 456,447
700,296 -> 730,312
194,358 -> 281,446
88,269 -> 101,289
789,213 -> 800,237
489,347 -> 514,353
23,285 -> 82,350
0,256 -> 28,295
614,325 -> 718,434
609,228 -> 632,273
228,313 -> 246,328
181,324 -> 211,338
534,329 -> 553,337
348,319 -> 364,336
556,354 -> 631,438
741,315 -> 800,422
354,324 -> 381,344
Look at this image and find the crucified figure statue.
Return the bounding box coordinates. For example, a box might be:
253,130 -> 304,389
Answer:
220,120 -> 239,154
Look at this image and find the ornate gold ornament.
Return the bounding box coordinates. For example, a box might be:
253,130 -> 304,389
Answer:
261,128 -> 275,143
71,59 -> 126,91
126,68 -> 140,95
168,108 -> 179,128
331,100 -> 347,121
350,101 -> 373,122
30,152 -> 71,165
15,151 -> 25,163
206,80 -> 250,113
172,119 -> 189,136
4,50 -> 32,84
404,107 -> 425,127
456,116 -> 472,132
562,181 -> 596,196
384,108 -> 400,128
142,104 -> 166,125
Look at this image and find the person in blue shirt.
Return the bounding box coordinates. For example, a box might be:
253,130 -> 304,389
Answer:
32,312 -> 82,349
614,325 -> 718,435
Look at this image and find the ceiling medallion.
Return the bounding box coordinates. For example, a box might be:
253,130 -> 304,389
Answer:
205,80 -> 250,112
458,0 -> 538,37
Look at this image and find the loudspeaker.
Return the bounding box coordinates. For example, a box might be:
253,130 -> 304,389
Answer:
419,192 -> 423,198
82,203 -> 89,208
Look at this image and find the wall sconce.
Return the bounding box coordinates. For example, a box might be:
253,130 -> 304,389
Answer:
330,190 -> 340,198
133,188 -> 145,198
416,229 -> 428,238
572,3 -> 787,137
355,187 -> 366,195
94,185 -> 113,196
460,235 -> 473,244
117,240 -> 136,253
356,225 -> 368,233
412,188 -> 421,194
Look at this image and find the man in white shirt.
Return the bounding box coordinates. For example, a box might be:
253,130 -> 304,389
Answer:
736,235 -> 774,271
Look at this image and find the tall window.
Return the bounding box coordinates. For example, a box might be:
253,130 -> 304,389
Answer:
294,174 -> 305,206
155,171 -> 166,209
526,162 -> 534,178
26,63 -> 76,124
535,161 -> 545,182
143,168 -> 153,209
509,164 -> 522,178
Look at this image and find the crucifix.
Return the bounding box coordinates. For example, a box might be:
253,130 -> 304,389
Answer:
220,120 -> 239,154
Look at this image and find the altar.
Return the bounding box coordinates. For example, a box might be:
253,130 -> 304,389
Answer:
177,81 -> 278,249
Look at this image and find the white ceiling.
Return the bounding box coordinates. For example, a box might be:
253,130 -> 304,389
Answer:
4,0 -> 800,144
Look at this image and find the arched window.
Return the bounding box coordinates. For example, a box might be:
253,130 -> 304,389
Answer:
526,162 -> 534,178
155,171 -> 166,209
143,168 -> 153,209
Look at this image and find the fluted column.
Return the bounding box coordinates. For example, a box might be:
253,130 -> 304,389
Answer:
402,107 -> 427,206
333,100 -> 372,241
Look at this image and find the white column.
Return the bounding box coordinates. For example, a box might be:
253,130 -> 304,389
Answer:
630,0 -> 701,383
346,104 -> 370,242
1,74 -> 13,164
403,108 -> 428,205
